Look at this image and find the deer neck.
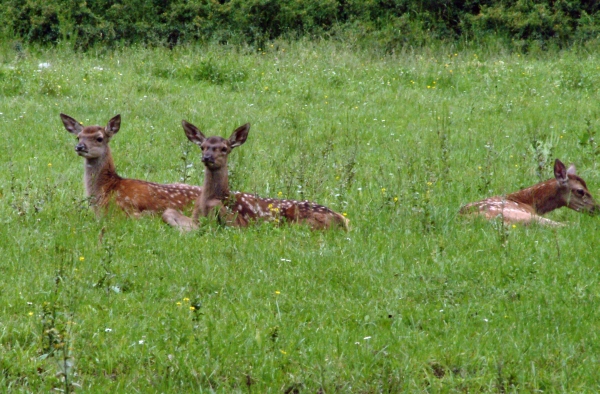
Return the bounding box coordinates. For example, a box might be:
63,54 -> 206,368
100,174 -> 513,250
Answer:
202,166 -> 230,201
83,148 -> 121,202
507,178 -> 565,215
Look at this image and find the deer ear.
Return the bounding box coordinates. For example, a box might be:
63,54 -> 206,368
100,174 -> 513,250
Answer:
567,164 -> 577,176
182,120 -> 206,147
60,113 -> 84,135
229,123 -> 250,148
554,159 -> 569,186
105,114 -> 121,138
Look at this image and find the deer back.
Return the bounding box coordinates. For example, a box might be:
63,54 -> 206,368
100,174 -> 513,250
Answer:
218,192 -> 348,230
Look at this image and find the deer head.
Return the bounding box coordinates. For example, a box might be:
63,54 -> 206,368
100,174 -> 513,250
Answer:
554,159 -> 599,215
61,113 -> 121,159
181,120 -> 250,170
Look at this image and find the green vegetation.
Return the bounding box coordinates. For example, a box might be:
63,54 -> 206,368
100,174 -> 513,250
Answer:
1,0 -> 599,50
1,40 -> 600,391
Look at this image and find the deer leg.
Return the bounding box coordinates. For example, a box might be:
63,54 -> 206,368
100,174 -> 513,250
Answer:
501,213 -> 565,227
531,216 -> 565,227
162,208 -> 198,232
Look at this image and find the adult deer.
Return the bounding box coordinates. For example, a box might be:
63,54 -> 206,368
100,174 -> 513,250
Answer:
162,120 -> 349,231
61,113 -> 202,216
460,159 -> 599,226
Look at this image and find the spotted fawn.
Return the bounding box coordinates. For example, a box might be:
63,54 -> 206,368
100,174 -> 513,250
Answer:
460,159 -> 599,226
162,120 -> 349,231
61,113 -> 202,216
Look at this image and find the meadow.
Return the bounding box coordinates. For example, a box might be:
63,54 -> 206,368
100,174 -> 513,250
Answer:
1,39 -> 600,392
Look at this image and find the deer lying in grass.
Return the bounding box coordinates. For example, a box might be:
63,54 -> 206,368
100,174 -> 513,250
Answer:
460,159 -> 599,226
162,120 -> 349,231
61,113 -> 202,216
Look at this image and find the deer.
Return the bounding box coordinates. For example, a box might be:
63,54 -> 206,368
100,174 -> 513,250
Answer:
61,113 -> 202,216
459,159 -> 599,226
162,120 -> 349,231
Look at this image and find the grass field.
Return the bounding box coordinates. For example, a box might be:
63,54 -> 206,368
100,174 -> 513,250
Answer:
1,39 -> 600,392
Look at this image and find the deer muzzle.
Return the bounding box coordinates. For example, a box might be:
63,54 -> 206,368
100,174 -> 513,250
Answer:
75,143 -> 87,154
573,199 -> 600,215
202,155 -> 215,164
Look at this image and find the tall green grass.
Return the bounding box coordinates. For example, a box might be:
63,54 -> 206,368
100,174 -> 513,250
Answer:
1,40 -> 600,392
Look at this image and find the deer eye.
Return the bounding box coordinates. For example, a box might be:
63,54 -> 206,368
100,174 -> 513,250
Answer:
576,189 -> 585,196
96,137 -> 104,143
221,147 -> 228,152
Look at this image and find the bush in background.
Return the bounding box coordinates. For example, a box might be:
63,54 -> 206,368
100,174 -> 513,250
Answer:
0,0 -> 598,50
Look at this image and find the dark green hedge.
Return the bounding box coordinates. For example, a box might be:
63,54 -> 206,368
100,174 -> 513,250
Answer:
1,0 -> 598,49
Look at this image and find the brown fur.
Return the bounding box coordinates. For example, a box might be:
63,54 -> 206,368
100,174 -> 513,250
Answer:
460,159 -> 599,226
163,120 -> 349,231
61,113 -> 202,216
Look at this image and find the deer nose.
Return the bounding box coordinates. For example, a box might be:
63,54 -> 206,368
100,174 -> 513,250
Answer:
75,143 -> 86,152
202,155 -> 214,164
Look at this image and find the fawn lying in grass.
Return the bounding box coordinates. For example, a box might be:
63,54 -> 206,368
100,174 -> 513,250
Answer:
162,120 -> 349,231
460,159 -> 599,226
61,113 -> 202,216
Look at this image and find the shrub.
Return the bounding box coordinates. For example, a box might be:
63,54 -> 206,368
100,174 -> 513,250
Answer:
0,0 -> 598,49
